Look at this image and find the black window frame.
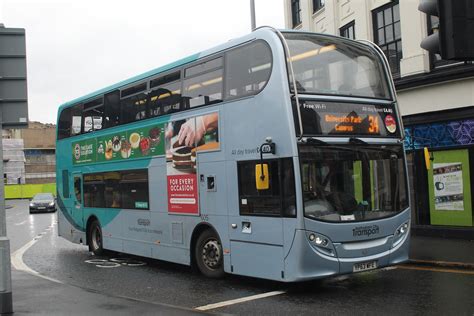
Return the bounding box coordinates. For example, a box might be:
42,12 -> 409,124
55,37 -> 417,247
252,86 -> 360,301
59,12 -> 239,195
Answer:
237,158 -> 296,218
372,1 -> 402,78
291,0 -> 302,28
313,0 -> 325,13
340,20 -> 355,40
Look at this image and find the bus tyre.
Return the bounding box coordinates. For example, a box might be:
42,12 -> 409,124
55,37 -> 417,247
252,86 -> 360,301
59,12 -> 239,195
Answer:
195,229 -> 225,279
88,220 -> 104,256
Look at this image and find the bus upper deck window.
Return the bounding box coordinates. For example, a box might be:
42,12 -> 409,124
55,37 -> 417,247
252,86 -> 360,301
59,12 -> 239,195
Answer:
225,41 -> 272,99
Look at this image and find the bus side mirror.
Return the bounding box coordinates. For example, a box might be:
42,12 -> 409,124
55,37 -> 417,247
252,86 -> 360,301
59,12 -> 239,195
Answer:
255,164 -> 269,190
424,147 -> 432,170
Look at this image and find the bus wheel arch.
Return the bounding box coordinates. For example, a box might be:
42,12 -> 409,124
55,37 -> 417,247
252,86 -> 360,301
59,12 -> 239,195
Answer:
86,216 -> 104,256
190,224 -> 225,278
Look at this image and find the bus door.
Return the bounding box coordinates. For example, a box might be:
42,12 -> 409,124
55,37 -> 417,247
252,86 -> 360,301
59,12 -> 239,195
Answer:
72,172 -> 84,228
228,159 -> 292,280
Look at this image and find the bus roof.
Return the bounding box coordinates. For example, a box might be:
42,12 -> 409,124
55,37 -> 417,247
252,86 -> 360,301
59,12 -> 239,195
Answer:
57,27 -> 292,113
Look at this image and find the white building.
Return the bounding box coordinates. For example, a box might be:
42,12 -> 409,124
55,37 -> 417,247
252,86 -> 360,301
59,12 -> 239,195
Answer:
284,0 -> 474,238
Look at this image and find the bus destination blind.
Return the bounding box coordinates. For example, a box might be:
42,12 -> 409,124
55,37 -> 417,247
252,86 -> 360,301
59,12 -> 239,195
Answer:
297,101 -> 399,137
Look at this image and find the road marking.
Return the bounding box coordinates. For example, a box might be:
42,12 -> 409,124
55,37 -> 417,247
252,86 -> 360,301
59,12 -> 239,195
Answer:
11,230 -> 63,284
194,290 -> 286,311
14,220 -> 27,226
397,264 -> 474,275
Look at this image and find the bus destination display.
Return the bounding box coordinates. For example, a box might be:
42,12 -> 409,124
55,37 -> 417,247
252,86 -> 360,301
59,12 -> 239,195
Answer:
297,101 -> 399,137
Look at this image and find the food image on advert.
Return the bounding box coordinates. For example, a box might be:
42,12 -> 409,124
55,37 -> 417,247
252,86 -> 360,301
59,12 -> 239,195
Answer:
165,113 -> 219,214
433,162 -> 464,211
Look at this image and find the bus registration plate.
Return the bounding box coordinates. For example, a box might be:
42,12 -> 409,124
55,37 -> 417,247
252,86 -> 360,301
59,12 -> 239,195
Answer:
353,260 -> 377,272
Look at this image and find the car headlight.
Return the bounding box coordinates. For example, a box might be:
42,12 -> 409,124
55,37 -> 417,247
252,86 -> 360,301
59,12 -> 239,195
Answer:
49,202 -> 55,206
29,203 -> 34,207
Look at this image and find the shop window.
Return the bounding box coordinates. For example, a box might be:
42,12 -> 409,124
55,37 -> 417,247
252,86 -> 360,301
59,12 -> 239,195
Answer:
238,158 -> 296,217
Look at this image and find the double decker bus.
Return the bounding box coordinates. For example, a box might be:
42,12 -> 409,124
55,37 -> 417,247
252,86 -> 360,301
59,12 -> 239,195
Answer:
56,27 -> 410,282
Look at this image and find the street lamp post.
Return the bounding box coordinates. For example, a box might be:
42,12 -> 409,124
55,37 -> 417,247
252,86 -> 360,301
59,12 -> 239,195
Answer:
250,0 -> 256,31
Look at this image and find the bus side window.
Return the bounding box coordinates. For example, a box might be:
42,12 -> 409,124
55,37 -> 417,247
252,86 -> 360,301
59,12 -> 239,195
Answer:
83,97 -> 104,133
62,170 -> 70,198
58,107 -> 71,140
71,104 -> 83,136
226,41 -> 272,99
104,90 -> 120,128
74,176 -> 82,204
238,158 -> 296,217
120,83 -> 148,124
149,81 -> 182,117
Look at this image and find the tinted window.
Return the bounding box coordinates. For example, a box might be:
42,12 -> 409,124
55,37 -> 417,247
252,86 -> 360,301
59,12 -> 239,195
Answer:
104,90 -> 120,128
74,176 -> 82,203
83,97 -> 104,132
83,169 -> 149,210
226,41 -> 272,99
149,81 -> 182,117
58,107 -> 71,140
185,58 -> 222,77
62,170 -> 70,198
120,92 -> 148,124
238,158 -> 296,217
71,105 -> 83,136
84,174 -> 105,208
183,69 -> 223,108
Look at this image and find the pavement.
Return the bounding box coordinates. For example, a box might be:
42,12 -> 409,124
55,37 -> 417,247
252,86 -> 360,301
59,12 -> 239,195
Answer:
409,234 -> 474,269
8,269 -> 207,316
5,233 -> 473,315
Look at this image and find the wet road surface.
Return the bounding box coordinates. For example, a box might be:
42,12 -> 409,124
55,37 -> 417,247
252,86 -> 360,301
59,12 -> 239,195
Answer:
7,200 -> 474,315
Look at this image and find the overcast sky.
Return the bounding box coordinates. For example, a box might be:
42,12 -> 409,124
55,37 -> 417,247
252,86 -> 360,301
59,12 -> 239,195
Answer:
1,0 -> 285,124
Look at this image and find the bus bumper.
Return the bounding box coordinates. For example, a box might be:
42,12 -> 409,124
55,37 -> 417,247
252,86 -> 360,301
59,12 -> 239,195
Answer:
284,229 -> 409,282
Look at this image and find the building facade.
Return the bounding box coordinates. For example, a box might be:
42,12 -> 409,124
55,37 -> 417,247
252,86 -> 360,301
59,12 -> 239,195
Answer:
4,121 -> 56,184
284,0 -> 474,239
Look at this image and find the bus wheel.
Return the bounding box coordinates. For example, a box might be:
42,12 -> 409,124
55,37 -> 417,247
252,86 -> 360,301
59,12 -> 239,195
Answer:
195,229 -> 224,278
88,220 -> 104,256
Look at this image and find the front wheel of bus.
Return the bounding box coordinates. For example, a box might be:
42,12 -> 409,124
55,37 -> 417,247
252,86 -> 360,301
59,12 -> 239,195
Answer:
195,229 -> 224,278
89,220 -> 104,256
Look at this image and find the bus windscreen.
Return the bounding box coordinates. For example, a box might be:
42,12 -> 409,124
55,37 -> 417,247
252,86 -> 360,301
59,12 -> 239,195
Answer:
284,33 -> 391,100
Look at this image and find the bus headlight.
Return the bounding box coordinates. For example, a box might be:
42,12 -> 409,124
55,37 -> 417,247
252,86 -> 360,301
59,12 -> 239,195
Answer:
306,231 -> 335,257
392,221 -> 410,248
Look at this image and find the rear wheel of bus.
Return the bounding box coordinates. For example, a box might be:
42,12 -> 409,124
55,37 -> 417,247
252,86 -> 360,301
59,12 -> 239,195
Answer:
195,229 -> 224,278
88,219 -> 104,256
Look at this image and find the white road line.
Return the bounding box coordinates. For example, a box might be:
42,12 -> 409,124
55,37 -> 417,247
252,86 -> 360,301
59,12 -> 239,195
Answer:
11,230 -> 63,284
194,290 -> 286,311
14,220 -> 27,226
